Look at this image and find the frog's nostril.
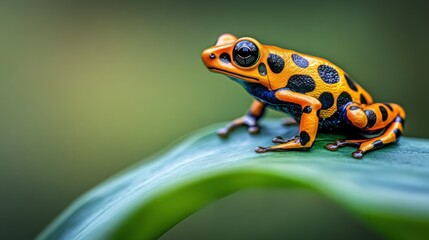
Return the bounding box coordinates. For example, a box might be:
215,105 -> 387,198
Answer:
209,53 -> 216,59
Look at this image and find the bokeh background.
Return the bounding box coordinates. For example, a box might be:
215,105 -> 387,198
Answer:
1,0 -> 428,239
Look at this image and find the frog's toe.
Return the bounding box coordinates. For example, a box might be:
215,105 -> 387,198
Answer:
248,125 -> 260,135
216,128 -> 229,138
352,150 -> 364,159
325,140 -> 344,151
255,146 -> 270,153
272,136 -> 285,143
272,135 -> 298,144
325,139 -> 352,151
325,143 -> 339,151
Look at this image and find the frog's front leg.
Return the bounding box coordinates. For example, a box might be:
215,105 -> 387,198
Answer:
255,90 -> 321,153
217,100 -> 266,137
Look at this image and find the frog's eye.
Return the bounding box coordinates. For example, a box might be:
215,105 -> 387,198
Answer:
233,40 -> 259,67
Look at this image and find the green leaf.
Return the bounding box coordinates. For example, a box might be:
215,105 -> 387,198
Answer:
37,119 -> 429,240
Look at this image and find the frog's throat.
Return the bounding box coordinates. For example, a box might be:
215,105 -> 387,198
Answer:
208,67 -> 259,82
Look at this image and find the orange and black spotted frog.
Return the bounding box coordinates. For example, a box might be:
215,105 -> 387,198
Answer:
202,33 -> 405,159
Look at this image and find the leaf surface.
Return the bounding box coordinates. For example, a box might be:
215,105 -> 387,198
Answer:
38,119 -> 429,240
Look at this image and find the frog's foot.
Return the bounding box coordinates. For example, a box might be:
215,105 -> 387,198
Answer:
282,117 -> 298,126
218,100 -> 265,138
255,135 -> 313,153
217,115 -> 260,138
325,139 -> 363,151
325,139 -> 367,159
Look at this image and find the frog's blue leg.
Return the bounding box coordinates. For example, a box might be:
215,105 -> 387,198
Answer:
255,90 -> 321,152
217,100 -> 266,137
326,102 -> 405,159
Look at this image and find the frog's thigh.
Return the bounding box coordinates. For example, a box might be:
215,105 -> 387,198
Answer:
344,102 -> 405,131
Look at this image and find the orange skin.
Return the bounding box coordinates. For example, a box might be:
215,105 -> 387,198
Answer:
202,34 -> 405,159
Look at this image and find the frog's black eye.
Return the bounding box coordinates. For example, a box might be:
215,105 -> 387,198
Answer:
233,40 -> 259,67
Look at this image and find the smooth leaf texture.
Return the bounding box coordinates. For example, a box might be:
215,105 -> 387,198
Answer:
38,119 -> 429,240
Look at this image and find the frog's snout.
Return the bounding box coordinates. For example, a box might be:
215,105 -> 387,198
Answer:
202,33 -> 237,68
201,48 -> 214,67
202,48 -> 225,68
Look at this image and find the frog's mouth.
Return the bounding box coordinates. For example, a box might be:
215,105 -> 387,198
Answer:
208,67 -> 259,82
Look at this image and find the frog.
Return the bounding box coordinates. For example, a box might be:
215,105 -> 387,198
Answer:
201,33 -> 406,159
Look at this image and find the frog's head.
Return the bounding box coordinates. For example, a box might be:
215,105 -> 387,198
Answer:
202,34 -> 272,90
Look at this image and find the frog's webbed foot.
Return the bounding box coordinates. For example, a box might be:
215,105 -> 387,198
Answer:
281,117 -> 298,126
254,146 -> 271,153
217,115 -> 260,138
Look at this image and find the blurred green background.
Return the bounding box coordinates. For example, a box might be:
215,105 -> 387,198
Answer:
1,0 -> 428,239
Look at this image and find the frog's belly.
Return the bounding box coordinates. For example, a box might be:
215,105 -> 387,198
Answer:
264,102 -> 342,131
236,79 -> 343,131
264,102 -> 302,120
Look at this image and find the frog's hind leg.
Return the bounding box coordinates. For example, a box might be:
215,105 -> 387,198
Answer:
326,102 -> 405,159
